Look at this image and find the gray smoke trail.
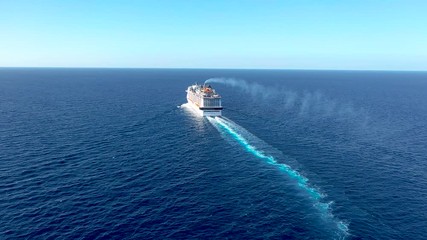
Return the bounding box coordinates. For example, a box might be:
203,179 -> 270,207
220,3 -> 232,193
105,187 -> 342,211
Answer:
205,77 -> 365,122
206,78 -> 278,100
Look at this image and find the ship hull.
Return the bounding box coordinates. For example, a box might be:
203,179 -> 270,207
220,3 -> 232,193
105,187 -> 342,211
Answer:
187,98 -> 222,117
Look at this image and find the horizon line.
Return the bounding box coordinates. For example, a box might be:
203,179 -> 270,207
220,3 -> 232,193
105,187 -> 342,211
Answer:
0,66 -> 426,72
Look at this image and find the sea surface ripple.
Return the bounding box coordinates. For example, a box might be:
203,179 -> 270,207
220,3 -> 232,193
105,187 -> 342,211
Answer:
1,68 -> 427,239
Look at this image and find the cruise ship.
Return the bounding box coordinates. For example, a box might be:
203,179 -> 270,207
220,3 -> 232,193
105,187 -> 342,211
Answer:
186,82 -> 223,116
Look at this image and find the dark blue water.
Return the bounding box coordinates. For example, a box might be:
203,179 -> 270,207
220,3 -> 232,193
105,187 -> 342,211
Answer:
1,68 -> 426,239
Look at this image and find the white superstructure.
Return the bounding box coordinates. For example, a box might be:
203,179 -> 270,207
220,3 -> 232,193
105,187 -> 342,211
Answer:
186,83 -> 223,117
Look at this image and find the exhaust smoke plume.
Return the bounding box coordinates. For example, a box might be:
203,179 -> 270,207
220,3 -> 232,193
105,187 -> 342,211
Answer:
205,77 -> 366,122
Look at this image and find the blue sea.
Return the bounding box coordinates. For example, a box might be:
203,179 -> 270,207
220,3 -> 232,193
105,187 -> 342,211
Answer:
1,68 -> 426,239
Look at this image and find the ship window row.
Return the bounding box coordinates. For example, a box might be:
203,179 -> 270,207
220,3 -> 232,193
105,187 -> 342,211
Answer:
203,98 -> 221,107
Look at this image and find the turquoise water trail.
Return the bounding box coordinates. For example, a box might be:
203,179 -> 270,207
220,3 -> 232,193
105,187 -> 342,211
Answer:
208,116 -> 349,238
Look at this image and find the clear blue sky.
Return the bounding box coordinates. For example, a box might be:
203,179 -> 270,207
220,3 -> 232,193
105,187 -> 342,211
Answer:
1,0 -> 426,70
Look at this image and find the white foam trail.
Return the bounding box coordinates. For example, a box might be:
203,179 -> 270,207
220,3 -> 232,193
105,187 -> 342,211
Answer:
208,116 -> 349,238
180,103 -> 189,109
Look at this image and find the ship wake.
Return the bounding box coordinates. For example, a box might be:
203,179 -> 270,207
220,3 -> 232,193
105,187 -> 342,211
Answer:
207,116 -> 349,239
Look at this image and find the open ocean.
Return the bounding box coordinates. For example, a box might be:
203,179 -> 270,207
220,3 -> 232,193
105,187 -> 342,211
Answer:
1,68 -> 426,239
